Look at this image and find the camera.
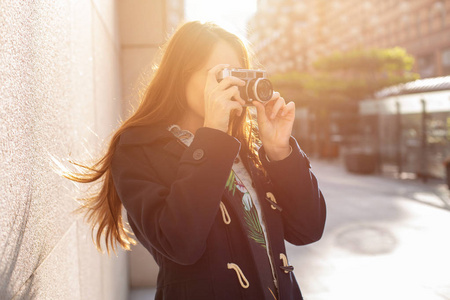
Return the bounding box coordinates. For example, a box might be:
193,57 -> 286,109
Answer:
217,68 -> 273,105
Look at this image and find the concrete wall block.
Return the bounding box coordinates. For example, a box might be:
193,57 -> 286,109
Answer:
69,0 -> 96,153
120,47 -> 158,118
0,1 -> 79,297
93,7 -> 123,141
118,0 -> 165,46
77,222 -> 104,300
0,0 -> 127,298
129,243 -> 159,288
13,223 -> 81,299
92,0 -> 121,53
100,244 -> 129,300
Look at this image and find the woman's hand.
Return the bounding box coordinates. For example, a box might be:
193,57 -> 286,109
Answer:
203,64 -> 246,133
252,92 -> 295,161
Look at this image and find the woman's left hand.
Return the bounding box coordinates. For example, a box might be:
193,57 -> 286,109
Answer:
252,92 -> 295,161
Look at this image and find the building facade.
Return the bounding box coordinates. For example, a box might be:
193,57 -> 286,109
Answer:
248,0 -> 450,78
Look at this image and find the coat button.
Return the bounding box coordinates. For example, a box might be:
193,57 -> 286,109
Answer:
266,192 -> 282,211
266,192 -> 276,203
193,149 -> 204,160
234,157 -> 240,164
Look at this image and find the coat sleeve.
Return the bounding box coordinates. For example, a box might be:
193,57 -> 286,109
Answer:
111,127 -> 241,265
258,136 -> 326,245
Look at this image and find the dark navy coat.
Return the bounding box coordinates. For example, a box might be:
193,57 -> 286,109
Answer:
110,124 -> 326,300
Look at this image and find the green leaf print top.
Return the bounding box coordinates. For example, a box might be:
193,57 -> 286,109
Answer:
226,170 -> 267,249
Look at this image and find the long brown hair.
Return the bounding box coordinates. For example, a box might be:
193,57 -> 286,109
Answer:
62,21 -> 266,256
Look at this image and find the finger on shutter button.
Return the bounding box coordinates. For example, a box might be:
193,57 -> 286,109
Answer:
193,149 -> 204,160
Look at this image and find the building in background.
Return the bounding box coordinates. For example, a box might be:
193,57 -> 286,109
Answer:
248,0 -> 450,78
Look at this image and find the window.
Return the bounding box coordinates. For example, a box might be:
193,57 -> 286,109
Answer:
401,15 -> 410,40
429,1 -> 446,31
418,54 -> 436,78
417,14 -> 422,37
442,48 -> 450,75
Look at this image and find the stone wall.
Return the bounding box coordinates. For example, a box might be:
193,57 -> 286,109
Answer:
0,1 -> 127,299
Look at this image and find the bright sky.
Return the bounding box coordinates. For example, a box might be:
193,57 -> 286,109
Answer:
184,0 -> 258,38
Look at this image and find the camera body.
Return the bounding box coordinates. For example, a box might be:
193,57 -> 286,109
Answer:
216,68 -> 273,105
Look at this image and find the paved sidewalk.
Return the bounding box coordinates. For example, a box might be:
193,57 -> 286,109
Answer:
129,288 -> 156,300
129,158 -> 450,300
288,158 -> 450,300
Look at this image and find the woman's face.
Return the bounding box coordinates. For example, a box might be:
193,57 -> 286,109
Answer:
184,40 -> 243,126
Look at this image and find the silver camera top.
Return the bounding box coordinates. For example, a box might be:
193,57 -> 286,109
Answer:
216,68 -> 268,81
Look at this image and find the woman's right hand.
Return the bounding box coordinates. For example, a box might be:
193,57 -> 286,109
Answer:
203,64 -> 246,133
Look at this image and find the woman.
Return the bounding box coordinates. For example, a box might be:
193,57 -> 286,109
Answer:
65,21 -> 326,300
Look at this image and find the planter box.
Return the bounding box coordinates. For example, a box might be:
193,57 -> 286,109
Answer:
344,153 -> 377,174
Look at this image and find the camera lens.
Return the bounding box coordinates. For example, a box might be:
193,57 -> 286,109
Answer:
254,79 -> 273,102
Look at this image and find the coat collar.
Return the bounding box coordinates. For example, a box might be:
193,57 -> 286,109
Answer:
117,124 -> 268,179
118,123 -> 189,158
118,123 -> 173,146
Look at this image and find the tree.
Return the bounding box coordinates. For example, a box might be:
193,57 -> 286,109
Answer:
312,47 -> 419,101
270,47 -> 419,106
269,47 -> 420,158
